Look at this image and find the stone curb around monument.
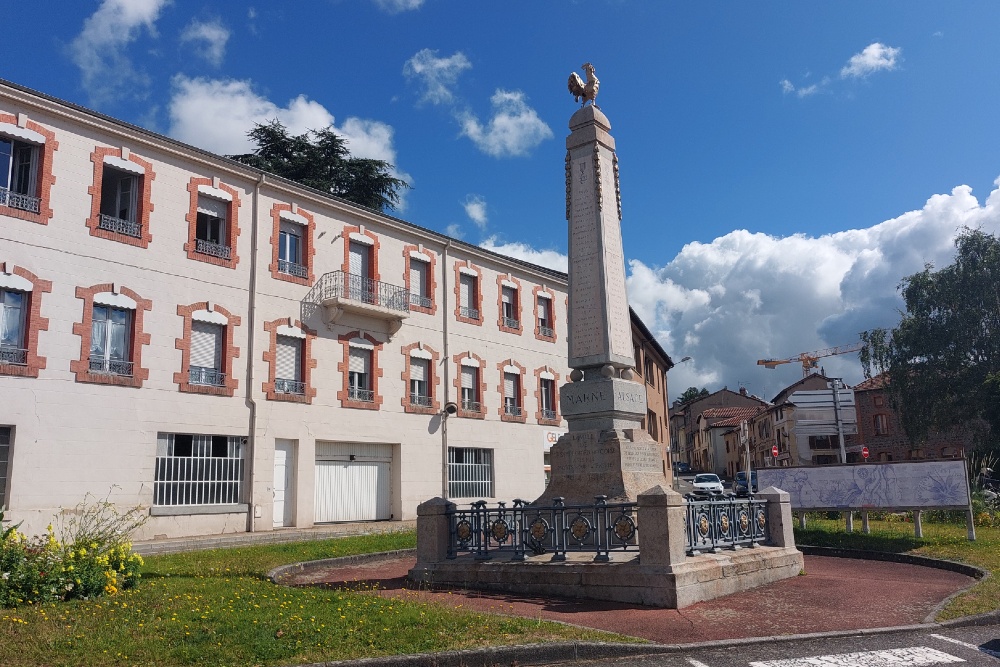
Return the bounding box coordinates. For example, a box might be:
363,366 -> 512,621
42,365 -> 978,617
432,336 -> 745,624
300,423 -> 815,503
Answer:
267,548 -> 418,584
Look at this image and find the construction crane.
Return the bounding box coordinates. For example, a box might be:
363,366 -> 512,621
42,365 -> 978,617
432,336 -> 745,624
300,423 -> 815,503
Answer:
757,342 -> 864,377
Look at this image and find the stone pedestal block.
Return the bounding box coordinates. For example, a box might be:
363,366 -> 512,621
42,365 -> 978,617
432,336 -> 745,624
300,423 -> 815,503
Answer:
636,485 -> 687,567
414,496 -> 454,565
757,486 -> 794,548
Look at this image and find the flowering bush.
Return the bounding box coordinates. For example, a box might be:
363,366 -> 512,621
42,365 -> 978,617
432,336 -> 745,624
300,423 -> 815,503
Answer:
0,499 -> 145,608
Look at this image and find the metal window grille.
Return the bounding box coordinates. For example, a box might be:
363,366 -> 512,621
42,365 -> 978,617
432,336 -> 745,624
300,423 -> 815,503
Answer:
0,187 -> 40,213
154,434 -> 245,506
460,306 -> 480,320
448,447 -> 493,498
97,213 -> 141,238
189,366 -> 226,386
410,293 -> 432,308
502,317 -> 520,329
195,238 -> 232,260
0,346 -> 26,365
278,259 -> 308,278
275,378 -> 306,395
89,356 -> 134,376
541,408 -> 557,420
538,325 -> 555,338
410,393 -> 432,407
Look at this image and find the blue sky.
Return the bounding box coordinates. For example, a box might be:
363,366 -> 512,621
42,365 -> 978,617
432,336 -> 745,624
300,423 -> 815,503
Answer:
8,0 -> 1000,401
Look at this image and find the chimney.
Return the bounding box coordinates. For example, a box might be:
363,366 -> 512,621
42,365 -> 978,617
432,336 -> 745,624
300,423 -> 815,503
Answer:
739,386 -> 748,396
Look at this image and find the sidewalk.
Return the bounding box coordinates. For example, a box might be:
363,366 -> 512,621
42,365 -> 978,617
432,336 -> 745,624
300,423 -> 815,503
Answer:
131,519 -> 416,556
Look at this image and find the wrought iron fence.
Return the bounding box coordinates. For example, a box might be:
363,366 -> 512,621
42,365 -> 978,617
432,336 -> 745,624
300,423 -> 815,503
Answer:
189,366 -> 226,387
0,187 -> 40,213
684,495 -> 768,555
315,271 -> 410,313
195,238 -> 232,260
0,346 -> 27,365
278,259 -> 308,279
276,378 -> 306,395
447,497 -> 638,562
88,356 -> 134,376
98,214 -> 141,238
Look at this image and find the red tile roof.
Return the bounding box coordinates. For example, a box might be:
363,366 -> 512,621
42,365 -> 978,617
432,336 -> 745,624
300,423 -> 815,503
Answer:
701,406 -> 767,424
853,374 -> 889,391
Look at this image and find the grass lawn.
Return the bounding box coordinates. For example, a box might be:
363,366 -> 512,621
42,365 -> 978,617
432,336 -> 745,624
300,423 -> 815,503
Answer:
0,530 -> 628,666
795,518 -> 1000,620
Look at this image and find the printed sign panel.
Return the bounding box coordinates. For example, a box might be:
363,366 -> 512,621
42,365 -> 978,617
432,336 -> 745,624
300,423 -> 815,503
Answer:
757,460 -> 970,510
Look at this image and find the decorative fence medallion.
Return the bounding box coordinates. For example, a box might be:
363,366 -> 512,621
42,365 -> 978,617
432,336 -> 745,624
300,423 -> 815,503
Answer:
719,513 -> 731,536
757,509 -> 767,531
455,519 -> 473,544
529,517 -> 549,542
569,515 -> 592,542
612,514 -> 636,542
491,519 -> 511,544
697,512 -> 711,538
738,509 -> 751,535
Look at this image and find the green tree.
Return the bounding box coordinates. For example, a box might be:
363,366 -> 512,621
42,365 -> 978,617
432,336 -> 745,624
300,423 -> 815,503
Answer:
677,386 -> 711,405
229,120 -> 409,212
860,228 -> 1000,451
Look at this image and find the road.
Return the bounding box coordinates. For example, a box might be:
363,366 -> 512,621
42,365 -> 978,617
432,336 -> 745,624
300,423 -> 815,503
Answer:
569,624 -> 1000,667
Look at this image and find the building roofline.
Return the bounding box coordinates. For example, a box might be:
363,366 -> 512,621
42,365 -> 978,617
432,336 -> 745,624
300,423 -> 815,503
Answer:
629,307 -> 673,369
0,78 -> 568,283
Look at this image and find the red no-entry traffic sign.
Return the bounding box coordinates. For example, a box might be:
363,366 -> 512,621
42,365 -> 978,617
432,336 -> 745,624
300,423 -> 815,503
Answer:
862,446 -> 870,460
772,445 -> 779,457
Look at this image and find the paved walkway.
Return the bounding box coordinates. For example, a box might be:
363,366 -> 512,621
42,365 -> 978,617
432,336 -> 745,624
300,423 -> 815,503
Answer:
279,553 -> 976,644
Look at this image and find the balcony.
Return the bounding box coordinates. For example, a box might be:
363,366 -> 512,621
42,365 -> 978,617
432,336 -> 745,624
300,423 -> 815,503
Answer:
98,214 -> 141,238
461,399 -> 481,413
276,378 -> 305,395
89,356 -> 134,377
541,408 -> 557,421
409,293 -> 432,309
502,316 -> 520,330
278,259 -> 308,279
0,187 -> 40,214
348,387 -> 375,403
195,238 -> 232,260
504,403 -> 523,417
189,366 -> 226,387
0,346 -> 27,365
459,306 -> 480,320
317,271 -> 410,338
538,325 -> 555,338
410,393 -> 432,407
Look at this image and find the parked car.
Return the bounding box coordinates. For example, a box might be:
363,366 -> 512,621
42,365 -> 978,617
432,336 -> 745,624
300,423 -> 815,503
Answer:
673,462 -> 691,475
734,471 -> 758,496
691,473 -> 724,495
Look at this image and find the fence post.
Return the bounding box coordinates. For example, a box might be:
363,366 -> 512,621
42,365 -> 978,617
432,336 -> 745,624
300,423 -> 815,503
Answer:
415,497 -> 455,565
637,485 -> 687,566
913,509 -> 923,538
757,486 -> 795,548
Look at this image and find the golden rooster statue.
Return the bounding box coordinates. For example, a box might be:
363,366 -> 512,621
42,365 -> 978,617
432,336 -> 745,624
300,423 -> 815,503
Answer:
568,62 -> 600,106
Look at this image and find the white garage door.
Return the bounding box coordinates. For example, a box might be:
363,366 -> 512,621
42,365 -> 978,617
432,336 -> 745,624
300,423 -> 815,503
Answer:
314,442 -> 392,523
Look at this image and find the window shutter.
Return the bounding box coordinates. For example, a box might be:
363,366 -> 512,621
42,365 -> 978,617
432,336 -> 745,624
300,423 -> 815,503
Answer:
461,366 -> 475,389
349,241 -> 369,277
537,298 -> 549,320
349,347 -> 370,374
501,286 -> 513,304
410,259 -> 428,297
460,274 -> 473,308
504,372 -> 516,398
410,357 -> 428,383
275,335 -> 301,380
197,195 -> 228,219
190,321 -> 222,369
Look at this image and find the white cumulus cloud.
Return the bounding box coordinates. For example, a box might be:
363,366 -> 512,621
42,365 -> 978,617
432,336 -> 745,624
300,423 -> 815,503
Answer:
463,195 -> 488,229
179,18 -> 230,67
458,90 -> 553,158
373,0 -> 424,13
403,49 -> 472,105
69,0 -> 171,106
479,237 -> 568,273
841,42 -> 902,78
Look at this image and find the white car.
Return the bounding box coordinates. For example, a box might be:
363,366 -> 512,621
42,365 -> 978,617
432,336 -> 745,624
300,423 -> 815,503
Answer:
692,473 -> 724,495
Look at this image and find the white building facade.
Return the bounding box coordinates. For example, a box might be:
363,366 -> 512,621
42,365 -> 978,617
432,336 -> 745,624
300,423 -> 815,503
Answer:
0,80 -> 570,539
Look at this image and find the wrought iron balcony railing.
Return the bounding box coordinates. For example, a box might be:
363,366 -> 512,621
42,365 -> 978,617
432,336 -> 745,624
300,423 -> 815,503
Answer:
460,306 -> 480,320
348,387 -> 375,403
276,378 -> 306,395
541,408 -> 557,420
278,259 -> 308,278
503,403 -> 522,417
409,293 -> 432,309
410,393 -> 432,407
195,238 -> 232,260
502,317 -> 520,329
461,399 -> 481,412
98,214 -> 141,238
316,271 -> 410,314
0,187 -> 40,213
89,356 -> 134,376
538,325 -> 555,338
189,366 -> 226,387
0,346 -> 27,365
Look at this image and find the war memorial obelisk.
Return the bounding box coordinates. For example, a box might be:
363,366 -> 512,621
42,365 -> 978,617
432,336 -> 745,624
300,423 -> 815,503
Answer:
536,72 -> 672,505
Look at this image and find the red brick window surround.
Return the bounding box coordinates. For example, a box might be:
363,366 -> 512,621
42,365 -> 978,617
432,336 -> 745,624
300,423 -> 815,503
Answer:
342,226 -> 380,280
453,352 -> 487,419
534,366 -> 562,426
184,177 -> 242,269
85,146 -> 155,248
496,274 -> 523,335
0,113 -> 58,225
262,318 -> 317,404
173,302 -> 241,397
269,203 -> 315,285
533,285 -> 557,342
403,245 -> 437,315
454,260 -> 483,325
337,331 -> 383,410
0,263 -> 51,378
497,359 -> 527,423
401,342 -> 440,414
70,284 -> 152,388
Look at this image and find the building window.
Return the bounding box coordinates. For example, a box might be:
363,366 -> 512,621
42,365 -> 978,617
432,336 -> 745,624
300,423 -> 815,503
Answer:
86,148 -> 154,247
645,356 -> 655,385
448,447 -> 494,499
453,353 -> 486,418
89,304 -> 133,376
459,273 -> 479,320
539,377 -> 556,421
497,275 -> 523,334
410,357 -> 431,407
185,178 -> 241,268
195,195 -> 230,259
0,137 -> 39,213
188,321 -> 225,386
275,335 -> 304,395
461,365 -> 479,411
873,395 -> 885,407
0,426 -> 10,508
268,204 -> 314,284
278,223 -> 303,276
174,304 -> 240,397
153,433 -> 245,507
338,332 -> 382,410
536,295 -> 554,339
874,414 -> 888,435
647,410 -> 659,440
263,320 -> 315,403
0,288 -> 26,365
409,257 -> 431,309
401,343 -> 439,414
503,371 -> 521,416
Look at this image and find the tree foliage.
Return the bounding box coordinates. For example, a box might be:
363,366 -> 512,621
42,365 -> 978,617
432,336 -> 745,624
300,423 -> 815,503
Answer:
229,120 -> 409,212
677,386 -> 711,405
860,228 -> 1000,450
